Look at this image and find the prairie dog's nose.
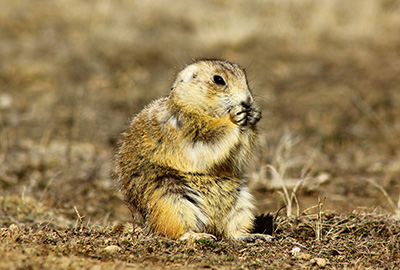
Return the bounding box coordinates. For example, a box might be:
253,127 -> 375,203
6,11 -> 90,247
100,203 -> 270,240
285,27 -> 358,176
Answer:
241,97 -> 254,109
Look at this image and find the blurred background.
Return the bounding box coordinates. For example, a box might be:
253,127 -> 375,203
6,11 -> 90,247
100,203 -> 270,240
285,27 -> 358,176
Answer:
1,0 -> 400,227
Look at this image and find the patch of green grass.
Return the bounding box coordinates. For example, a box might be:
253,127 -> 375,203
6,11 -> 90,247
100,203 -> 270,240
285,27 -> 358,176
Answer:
225,256 -> 235,261
195,239 -> 218,248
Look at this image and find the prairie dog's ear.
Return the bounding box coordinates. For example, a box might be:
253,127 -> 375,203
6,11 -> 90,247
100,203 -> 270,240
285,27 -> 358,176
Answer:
179,65 -> 199,83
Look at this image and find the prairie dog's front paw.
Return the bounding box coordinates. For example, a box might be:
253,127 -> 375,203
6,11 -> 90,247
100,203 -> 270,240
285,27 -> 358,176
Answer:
247,106 -> 262,126
230,105 -> 262,129
230,105 -> 248,128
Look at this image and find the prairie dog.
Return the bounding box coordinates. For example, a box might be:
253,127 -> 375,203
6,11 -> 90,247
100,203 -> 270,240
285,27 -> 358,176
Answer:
117,59 -> 262,240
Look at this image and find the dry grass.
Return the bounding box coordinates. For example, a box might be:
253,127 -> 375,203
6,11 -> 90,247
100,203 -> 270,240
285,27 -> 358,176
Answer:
1,0 -> 400,268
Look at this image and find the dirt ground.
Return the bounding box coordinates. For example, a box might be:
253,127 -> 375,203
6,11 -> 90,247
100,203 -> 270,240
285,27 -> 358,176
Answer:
1,0 -> 400,269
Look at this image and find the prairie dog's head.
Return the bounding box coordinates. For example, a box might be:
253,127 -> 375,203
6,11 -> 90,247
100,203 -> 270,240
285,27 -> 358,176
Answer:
170,60 -> 254,118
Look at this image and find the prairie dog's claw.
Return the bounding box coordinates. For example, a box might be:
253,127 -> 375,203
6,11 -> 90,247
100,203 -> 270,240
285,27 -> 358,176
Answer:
230,105 -> 262,129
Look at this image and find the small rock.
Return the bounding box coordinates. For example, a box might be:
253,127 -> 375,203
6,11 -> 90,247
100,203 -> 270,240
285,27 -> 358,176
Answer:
7,224 -> 21,242
0,93 -> 12,109
104,245 -> 121,253
293,252 -> 311,260
311,257 -> 327,267
291,247 -> 301,253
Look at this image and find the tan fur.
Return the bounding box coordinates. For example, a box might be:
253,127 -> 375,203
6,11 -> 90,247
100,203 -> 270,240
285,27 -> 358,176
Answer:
116,59 -> 262,239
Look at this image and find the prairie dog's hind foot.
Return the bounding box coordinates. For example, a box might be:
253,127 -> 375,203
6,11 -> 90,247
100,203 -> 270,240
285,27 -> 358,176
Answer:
180,231 -> 217,242
236,233 -> 274,242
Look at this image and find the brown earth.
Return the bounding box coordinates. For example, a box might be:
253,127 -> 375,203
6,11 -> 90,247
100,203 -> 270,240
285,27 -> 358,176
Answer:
1,0 -> 400,269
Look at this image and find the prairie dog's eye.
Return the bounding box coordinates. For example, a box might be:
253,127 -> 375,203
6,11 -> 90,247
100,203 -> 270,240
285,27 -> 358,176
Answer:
213,75 -> 226,86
